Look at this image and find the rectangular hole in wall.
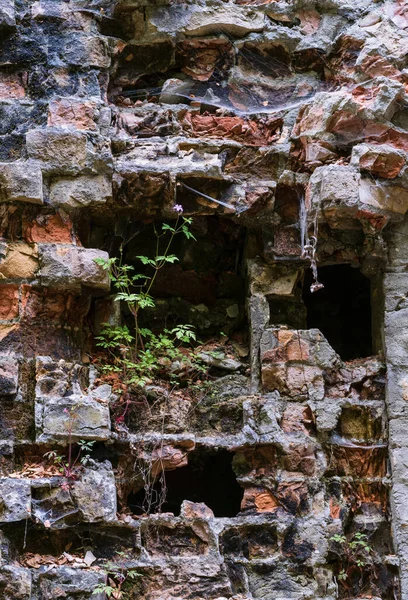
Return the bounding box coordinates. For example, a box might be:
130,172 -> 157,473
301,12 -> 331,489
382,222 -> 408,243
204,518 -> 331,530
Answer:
302,264 -> 372,361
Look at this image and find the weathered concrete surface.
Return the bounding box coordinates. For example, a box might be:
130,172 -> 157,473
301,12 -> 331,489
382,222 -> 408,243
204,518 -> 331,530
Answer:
385,217 -> 408,600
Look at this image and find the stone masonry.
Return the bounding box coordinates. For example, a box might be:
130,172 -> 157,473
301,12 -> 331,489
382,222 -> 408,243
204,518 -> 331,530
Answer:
1,0 -> 408,599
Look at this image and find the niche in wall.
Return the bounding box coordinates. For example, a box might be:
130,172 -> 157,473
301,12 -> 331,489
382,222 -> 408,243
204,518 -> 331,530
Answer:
127,448 -> 243,517
302,264 -> 372,361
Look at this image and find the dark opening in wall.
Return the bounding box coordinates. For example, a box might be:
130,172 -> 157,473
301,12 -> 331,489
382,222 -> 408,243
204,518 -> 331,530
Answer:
269,275 -> 306,329
127,448 -> 243,517
302,265 -> 372,361
88,214 -> 246,339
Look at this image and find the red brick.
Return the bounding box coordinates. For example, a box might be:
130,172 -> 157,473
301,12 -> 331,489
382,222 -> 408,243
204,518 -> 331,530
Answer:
0,73 -> 25,99
23,213 -> 74,244
184,113 -> 281,146
0,285 -> 19,320
241,487 -> 280,513
47,98 -> 97,131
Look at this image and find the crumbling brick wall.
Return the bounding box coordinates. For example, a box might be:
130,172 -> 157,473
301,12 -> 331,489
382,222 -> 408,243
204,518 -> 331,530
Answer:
0,0 -> 407,598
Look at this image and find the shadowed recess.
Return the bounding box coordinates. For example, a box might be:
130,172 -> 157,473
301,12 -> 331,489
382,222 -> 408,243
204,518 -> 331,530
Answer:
128,448 -> 243,517
303,264 -> 372,361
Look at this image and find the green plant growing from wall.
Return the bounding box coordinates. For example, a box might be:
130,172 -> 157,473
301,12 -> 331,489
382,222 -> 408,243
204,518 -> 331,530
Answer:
330,532 -> 375,595
93,553 -> 142,599
94,207 -> 206,388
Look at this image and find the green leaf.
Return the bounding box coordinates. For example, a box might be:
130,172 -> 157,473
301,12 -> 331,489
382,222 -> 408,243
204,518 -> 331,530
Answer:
156,254 -> 179,263
181,226 -> 197,241
137,255 -> 156,266
330,534 -> 346,544
78,440 -> 95,451
114,293 -> 140,303
127,571 -> 143,579
138,295 -> 155,309
132,273 -> 149,281
139,328 -> 153,338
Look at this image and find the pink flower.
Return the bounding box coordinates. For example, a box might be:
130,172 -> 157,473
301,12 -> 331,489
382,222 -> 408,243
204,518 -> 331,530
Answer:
173,204 -> 183,214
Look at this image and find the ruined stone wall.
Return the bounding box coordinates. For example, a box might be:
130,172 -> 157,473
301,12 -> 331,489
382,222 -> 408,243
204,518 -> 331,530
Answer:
1,0 -> 408,598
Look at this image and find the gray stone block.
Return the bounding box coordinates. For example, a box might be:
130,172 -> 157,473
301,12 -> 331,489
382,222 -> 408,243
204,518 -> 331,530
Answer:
64,34 -> 111,69
0,478 -> 31,522
389,418 -> 408,449
71,460 -> 117,523
49,175 -> 112,209
390,448 -> 408,486
386,366 -> 408,418
383,273 -> 408,312
0,161 -> 43,204
35,566 -> 106,599
38,245 -> 110,290
26,128 -> 87,173
384,326 -> 408,367
182,6 -> 265,36
32,461 -> 116,525
35,394 -> 111,443
309,165 -> 360,208
0,566 -> 31,600
0,0 -> 15,30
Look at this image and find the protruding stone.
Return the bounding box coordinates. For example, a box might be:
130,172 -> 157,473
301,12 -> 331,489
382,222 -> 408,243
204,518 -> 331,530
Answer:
260,328 -> 340,398
198,352 -> 242,372
150,4 -> 264,37
183,7 -> 264,36
149,444 -> 189,476
48,97 -> 98,131
359,179 -> 408,216
38,245 -> 110,290
36,567 -> 106,600
0,72 -> 24,99
351,143 -> 406,179
180,500 -> 214,519
248,260 -> 301,296
0,355 -> 18,396
0,285 -> 19,320
309,164 -> 408,227
241,487 -> 279,513
0,566 -> 32,600
64,34 -> 111,68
